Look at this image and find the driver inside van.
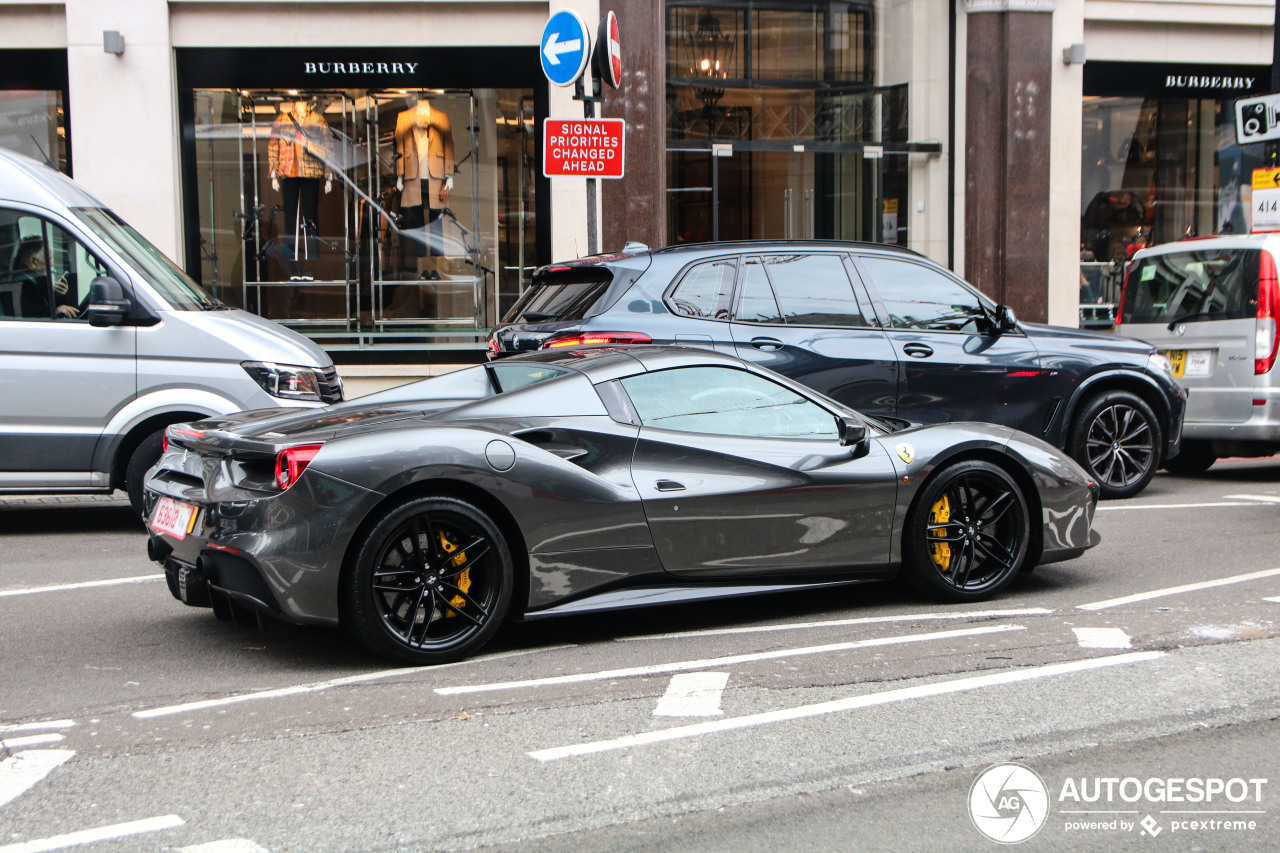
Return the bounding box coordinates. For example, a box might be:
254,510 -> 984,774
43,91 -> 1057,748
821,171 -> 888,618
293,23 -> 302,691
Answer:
15,238 -> 79,319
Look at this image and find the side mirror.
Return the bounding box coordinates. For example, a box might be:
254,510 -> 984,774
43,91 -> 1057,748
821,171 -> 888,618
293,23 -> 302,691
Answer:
87,276 -> 129,327
994,304 -> 1018,333
837,415 -> 868,447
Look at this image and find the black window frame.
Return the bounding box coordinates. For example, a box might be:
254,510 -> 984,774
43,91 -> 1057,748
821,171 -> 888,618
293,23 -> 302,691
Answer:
850,253 -> 1021,336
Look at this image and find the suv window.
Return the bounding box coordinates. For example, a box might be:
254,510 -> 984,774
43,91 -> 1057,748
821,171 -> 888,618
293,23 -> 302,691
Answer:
764,254 -> 867,326
620,366 -> 837,439
734,257 -> 783,324
669,258 -> 736,320
860,256 -> 988,332
503,275 -> 612,323
0,208 -> 108,321
1122,249 -> 1259,325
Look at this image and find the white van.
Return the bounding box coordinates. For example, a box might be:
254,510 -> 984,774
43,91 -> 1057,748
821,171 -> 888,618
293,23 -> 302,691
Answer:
1118,235 -> 1279,473
0,149 -> 341,512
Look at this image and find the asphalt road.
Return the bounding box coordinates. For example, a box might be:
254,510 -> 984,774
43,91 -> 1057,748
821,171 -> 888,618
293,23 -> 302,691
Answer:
1,460 -> 1278,852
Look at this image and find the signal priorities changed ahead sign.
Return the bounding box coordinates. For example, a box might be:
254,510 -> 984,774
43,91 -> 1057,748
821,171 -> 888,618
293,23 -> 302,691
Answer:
543,118 -> 626,179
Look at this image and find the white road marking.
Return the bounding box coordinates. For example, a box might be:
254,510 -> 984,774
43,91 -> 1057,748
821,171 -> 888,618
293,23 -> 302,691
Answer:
1225,494 -> 1280,504
0,734 -> 63,750
618,607 -> 1055,642
0,721 -> 73,734
435,624 -> 1026,696
0,576 -> 163,599
133,644 -> 577,719
1095,502 -> 1256,512
1077,567 -> 1280,611
0,750 -> 74,808
0,815 -> 183,852
177,841 -> 269,853
1072,627 -> 1132,649
653,673 -> 730,718
1264,597 -> 1280,604
528,651 -> 1165,762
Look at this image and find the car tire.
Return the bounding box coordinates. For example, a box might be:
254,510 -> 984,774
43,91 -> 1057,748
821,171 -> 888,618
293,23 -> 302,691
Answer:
342,496 -> 513,665
125,429 -> 166,518
1067,390 -> 1161,500
1162,439 -> 1216,476
901,460 -> 1030,602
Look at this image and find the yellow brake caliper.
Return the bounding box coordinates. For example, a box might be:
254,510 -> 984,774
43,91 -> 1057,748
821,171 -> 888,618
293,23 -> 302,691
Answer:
929,494 -> 952,572
438,530 -> 472,618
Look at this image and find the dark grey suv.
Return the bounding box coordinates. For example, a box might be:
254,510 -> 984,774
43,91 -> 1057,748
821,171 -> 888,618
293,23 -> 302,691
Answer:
489,241 -> 1186,498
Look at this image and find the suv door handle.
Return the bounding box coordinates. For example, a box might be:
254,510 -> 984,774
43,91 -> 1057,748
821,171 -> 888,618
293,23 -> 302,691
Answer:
750,337 -> 784,351
902,343 -> 934,358
655,479 -> 685,492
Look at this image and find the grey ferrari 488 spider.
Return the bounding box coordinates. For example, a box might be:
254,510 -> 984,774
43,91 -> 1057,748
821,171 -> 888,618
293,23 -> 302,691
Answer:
144,346 -> 1100,664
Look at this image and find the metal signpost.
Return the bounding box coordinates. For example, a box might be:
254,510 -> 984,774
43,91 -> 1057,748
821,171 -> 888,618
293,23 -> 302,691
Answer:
540,10 -> 624,256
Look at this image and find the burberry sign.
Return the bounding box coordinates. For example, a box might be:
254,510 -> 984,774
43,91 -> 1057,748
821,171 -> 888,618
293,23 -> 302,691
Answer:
304,61 -> 420,75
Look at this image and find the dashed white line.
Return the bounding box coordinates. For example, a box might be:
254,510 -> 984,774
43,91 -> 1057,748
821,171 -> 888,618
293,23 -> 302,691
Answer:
618,608 -> 1055,642
176,841 -> 269,853
133,644 -> 577,719
1071,627 -> 1133,649
0,750 -> 74,808
1095,502 -> 1256,512
0,734 -> 63,750
1077,568 -> 1280,611
0,576 -> 163,599
435,624 -> 1026,696
1225,494 -> 1280,504
653,673 -> 730,718
1264,597 -> 1280,604
527,651 -> 1165,761
0,721 -> 74,734
0,815 -> 183,853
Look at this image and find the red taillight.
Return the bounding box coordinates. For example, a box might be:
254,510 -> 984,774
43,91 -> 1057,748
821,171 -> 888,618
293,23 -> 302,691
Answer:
162,434 -> 168,453
1256,251 -> 1280,375
1116,264 -> 1131,328
541,331 -> 653,349
275,444 -> 323,490
486,335 -> 500,358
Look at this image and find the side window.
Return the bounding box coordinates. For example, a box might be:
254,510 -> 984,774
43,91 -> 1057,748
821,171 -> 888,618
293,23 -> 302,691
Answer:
0,209 -> 107,322
733,257 -> 783,324
764,254 -> 867,326
668,258 -> 736,320
860,257 -> 988,332
620,366 -> 838,439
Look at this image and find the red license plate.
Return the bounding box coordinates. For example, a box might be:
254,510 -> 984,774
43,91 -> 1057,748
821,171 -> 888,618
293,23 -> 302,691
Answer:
149,496 -> 198,539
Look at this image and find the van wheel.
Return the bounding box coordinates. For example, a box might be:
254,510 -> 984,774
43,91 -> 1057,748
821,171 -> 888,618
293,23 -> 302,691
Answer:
125,429 -> 165,517
1163,440 -> 1216,476
1067,390 -> 1161,499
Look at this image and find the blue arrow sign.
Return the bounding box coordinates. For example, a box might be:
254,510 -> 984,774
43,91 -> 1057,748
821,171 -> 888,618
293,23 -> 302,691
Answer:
541,10 -> 591,88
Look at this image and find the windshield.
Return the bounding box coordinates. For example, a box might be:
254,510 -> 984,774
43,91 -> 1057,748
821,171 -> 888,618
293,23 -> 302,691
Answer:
1122,249 -> 1259,325
72,207 -> 220,310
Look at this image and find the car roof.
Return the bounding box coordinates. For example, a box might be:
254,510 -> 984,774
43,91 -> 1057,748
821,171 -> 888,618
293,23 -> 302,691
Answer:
1133,233 -> 1280,258
0,148 -> 108,213
539,239 -> 923,274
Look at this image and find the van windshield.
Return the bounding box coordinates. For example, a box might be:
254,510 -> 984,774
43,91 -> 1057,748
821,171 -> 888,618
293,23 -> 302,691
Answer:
1123,249 -> 1259,325
72,207 -> 220,311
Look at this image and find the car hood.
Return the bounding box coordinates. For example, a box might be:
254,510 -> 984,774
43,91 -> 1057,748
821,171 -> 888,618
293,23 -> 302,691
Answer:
169,308 -> 334,369
1020,321 -> 1155,362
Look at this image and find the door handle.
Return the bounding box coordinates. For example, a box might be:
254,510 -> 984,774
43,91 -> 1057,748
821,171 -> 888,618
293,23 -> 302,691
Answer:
902,343 -> 934,358
750,337 -> 784,351
655,479 -> 685,492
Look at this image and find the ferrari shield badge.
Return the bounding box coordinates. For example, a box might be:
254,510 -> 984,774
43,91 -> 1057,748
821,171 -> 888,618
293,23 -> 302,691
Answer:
895,442 -> 915,464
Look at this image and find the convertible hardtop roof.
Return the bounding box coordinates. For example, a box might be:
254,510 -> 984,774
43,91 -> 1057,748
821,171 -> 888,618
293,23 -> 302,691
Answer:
501,344 -> 750,379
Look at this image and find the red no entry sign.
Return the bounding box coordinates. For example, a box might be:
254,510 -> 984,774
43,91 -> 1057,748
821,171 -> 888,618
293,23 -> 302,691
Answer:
543,118 -> 626,178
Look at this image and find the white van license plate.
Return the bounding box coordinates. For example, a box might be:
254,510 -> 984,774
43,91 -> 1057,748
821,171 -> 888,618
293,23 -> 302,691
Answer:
1163,349 -> 1211,378
150,496 -> 198,539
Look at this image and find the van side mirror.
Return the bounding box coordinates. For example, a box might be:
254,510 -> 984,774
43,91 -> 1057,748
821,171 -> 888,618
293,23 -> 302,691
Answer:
87,276 -> 129,327
994,304 -> 1018,333
837,415 -> 868,447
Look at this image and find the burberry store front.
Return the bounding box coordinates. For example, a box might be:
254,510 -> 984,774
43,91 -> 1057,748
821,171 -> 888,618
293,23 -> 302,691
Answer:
177,47 -> 548,348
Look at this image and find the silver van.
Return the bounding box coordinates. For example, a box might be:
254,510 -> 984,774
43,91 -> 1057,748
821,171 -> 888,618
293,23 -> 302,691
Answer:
0,149 -> 341,513
1119,235 -> 1279,473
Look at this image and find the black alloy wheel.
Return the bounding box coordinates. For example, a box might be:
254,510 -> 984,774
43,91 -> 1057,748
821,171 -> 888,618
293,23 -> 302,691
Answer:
903,460 -> 1030,602
1068,390 -> 1161,500
343,497 -> 513,664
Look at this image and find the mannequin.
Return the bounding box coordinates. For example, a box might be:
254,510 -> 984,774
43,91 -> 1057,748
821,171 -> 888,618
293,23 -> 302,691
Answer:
268,99 -> 333,264
394,94 -> 454,259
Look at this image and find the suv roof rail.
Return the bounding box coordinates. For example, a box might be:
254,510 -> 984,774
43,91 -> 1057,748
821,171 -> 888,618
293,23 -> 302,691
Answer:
651,238 -> 924,258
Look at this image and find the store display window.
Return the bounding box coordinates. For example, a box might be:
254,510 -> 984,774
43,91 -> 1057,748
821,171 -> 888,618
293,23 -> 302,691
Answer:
0,50 -> 70,174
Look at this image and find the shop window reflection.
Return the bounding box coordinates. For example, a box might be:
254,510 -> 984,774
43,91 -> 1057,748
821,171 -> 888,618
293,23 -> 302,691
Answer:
0,91 -> 68,173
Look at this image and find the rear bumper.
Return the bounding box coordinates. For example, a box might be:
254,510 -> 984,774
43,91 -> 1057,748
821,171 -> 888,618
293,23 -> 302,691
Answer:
144,468 -> 384,626
1182,388 -> 1280,446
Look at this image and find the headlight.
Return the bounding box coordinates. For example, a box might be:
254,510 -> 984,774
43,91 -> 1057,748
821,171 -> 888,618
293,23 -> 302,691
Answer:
242,361 -> 323,402
1147,352 -> 1177,383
